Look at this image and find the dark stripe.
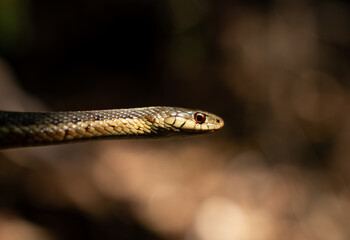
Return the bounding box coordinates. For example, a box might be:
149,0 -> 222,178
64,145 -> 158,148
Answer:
180,121 -> 186,128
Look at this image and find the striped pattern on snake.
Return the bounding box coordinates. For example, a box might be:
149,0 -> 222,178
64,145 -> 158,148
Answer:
0,106 -> 224,149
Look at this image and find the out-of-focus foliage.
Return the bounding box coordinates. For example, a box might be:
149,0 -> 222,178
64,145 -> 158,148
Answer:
1,0 -> 350,239
0,0 -> 30,52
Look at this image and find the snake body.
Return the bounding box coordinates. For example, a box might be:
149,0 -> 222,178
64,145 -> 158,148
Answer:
0,106 -> 224,149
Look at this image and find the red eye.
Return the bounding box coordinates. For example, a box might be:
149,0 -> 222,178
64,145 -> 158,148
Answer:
194,112 -> 206,124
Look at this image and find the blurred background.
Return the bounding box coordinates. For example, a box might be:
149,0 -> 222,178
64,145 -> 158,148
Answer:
0,0 -> 350,239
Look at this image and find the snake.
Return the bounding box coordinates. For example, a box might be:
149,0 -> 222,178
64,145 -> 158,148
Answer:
0,106 -> 224,149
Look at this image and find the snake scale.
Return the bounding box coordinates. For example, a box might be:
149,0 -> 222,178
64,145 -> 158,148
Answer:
0,107 -> 224,149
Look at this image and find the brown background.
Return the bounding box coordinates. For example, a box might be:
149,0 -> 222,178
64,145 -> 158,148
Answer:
0,0 -> 350,239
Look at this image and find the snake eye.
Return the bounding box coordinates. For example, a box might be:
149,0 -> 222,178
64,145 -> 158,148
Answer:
194,112 -> 206,124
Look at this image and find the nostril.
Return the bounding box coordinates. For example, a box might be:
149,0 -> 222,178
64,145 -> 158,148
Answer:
216,119 -> 221,123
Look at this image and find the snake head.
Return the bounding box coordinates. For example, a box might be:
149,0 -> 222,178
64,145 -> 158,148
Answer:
164,108 -> 224,133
